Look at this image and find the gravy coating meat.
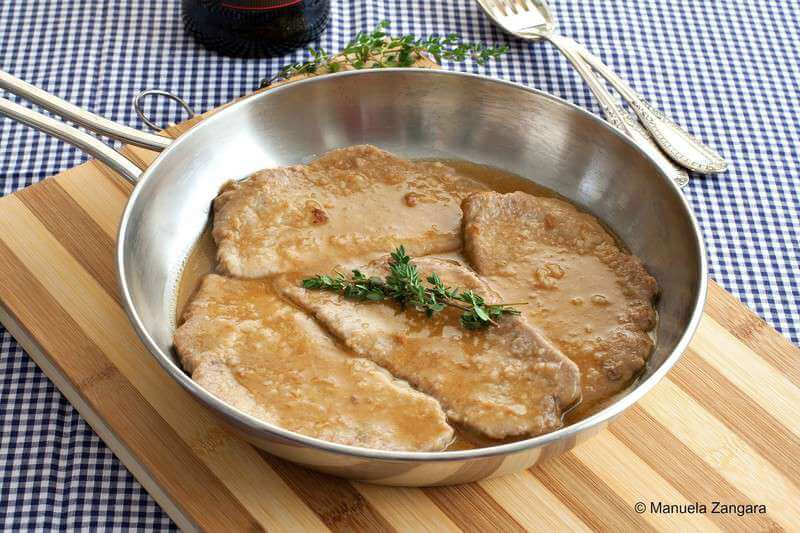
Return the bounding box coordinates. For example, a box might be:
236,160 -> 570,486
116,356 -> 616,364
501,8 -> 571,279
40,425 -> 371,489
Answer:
174,274 -> 454,451
280,257 -> 581,440
213,145 -> 488,278
462,191 -> 659,409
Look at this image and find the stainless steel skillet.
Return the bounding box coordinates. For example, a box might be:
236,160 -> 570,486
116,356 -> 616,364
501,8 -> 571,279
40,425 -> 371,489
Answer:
0,69 -> 707,486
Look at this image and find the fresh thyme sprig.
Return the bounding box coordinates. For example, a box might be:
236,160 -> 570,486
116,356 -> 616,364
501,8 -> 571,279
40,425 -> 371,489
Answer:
301,246 -> 523,330
262,21 -> 509,87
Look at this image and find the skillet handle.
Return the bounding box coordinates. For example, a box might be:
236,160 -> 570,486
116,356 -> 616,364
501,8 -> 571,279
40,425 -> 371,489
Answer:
0,97 -> 143,184
0,70 -> 173,184
0,70 -> 171,151
133,89 -> 197,132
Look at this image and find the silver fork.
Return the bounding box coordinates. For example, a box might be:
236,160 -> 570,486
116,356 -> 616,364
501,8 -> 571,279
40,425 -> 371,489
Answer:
558,42 -> 690,187
476,0 -> 727,176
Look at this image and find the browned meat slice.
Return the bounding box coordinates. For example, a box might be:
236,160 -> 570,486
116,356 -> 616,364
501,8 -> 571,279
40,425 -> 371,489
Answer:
280,257 -> 581,440
174,274 -> 454,451
462,191 -> 659,410
213,145 -> 488,278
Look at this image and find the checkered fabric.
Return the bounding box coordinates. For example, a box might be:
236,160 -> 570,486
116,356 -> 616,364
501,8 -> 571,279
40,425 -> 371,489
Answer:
0,0 -> 798,528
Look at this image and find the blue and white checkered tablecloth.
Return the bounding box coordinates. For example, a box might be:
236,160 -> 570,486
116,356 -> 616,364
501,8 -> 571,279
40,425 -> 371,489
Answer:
1,0 -> 798,528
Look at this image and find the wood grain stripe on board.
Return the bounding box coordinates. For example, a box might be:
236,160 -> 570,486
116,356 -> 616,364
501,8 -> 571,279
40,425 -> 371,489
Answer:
262,454 -> 396,532
570,431 -> 722,532
478,471 -> 591,531
0,198 -> 327,531
352,484 -> 462,532
638,379 -> 800,529
0,239 -> 261,532
121,144 -> 161,170
532,453 -> 656,531
259,456 -> 464,533
88,157 -> 136,197
705,281 -> 800,385
54,163 -> 131,240
611,406 -> 783,532
16,180 -> 119,300
671,350 -> 800,487
688,317 -> 800,433
423,484 -> 526,532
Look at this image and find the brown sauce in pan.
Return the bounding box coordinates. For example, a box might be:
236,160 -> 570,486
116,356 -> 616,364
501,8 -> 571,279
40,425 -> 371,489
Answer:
175,159 -> 651,450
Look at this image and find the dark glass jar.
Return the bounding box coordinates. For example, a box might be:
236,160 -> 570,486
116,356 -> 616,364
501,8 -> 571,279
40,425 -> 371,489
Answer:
183,0 -> 330,58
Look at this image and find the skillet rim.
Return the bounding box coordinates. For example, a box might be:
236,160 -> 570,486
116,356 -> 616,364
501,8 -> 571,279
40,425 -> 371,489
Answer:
116,68 -> 708,462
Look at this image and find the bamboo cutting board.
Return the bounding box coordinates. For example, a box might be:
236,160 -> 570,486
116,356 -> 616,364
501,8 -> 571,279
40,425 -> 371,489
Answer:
1,112 -> 799,532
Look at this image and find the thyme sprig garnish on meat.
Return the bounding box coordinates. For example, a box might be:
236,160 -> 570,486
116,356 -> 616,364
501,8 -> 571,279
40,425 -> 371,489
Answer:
301,246 -> 523,330
262,21 -> 509,86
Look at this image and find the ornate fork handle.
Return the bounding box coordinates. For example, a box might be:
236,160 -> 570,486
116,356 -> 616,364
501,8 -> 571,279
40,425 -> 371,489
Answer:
545,35 -> 691,187
600,95 -> 690,188
564,38 -> 728,174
